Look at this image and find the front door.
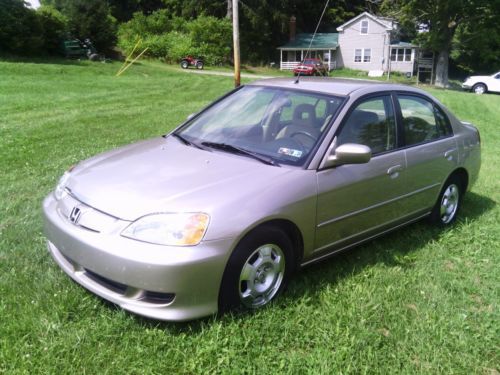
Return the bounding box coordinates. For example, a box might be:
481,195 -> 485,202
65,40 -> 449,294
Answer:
315,94 -> 408,253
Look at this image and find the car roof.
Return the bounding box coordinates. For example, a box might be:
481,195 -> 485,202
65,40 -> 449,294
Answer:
249,77 -> 428,97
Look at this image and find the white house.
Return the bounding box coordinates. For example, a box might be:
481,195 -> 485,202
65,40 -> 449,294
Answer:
278,12 -> 418,75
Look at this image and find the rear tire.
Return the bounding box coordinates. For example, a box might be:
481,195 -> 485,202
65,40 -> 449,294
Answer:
196,61 -> 204,70
472,83 -> 487,95
180,60 -> 189,69
429,175 -> 464,225
218,226 -> 294,314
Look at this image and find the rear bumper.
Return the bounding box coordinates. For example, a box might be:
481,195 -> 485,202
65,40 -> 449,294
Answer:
43,194 -> 235,321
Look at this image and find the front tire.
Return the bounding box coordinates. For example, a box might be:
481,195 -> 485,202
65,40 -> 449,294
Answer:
219,226 -> 294,313
180,60 -> 189,69
196,61 -> 204,70
429,176 -> 463,225
472,83 -> 487,95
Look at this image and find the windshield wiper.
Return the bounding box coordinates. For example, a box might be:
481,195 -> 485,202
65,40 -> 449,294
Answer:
170,132 -> 206,150
201,141 -> 280,166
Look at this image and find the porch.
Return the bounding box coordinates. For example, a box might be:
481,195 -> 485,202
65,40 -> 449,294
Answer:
278,33 -> 339,71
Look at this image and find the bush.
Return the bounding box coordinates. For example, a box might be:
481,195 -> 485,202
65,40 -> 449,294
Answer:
37,6 -> 68,54
117,11 -> 231,64
0,0 -> 44,55
60,0 -> 117,52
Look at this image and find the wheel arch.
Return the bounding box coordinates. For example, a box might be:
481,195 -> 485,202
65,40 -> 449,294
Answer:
473,82 -> 488,92
236,219 -> 305,270
448,167 -> 469,193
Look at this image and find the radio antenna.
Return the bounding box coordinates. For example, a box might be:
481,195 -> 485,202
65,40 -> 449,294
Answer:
295,0 -> 330,84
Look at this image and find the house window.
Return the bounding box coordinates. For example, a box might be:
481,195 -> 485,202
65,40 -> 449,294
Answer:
354,49 -> 362,62
361,20 -> 369,34
391,48 -> 413,62
405,49 -> 412,61
354,49 -> 370,63
363,49 -> 371,62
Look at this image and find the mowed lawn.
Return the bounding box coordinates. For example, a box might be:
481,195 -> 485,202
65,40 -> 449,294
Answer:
0,59 -> 498,374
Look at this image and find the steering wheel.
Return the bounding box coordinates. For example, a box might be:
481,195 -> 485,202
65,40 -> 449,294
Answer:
289,131 -> 317,146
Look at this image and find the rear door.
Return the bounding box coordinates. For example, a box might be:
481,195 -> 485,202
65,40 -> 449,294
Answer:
396,93 -> 458,213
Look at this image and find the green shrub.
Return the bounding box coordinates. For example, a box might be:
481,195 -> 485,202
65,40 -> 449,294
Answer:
117,11 -> 231,64
37,6 -> 68,54
61,0 -> 117,52
0,0 -> 44,55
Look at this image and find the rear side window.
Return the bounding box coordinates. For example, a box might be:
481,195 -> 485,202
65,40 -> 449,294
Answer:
337,95 -> 397,155
398,95 -> 452,146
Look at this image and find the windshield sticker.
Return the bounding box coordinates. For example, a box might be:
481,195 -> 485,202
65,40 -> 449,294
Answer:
278,147 -> 303,158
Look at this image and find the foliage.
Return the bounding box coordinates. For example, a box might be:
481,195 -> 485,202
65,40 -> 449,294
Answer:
0,0 -> 44,55
380,0 -> 495,85
451,4 -> 500,74
0,59 -> 499,373
41,0 -> 118,52
118,12 -> 231,65
37,6 -> 68,54
63,0 -> 117,52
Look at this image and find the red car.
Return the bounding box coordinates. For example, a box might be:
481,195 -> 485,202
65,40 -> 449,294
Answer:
293,58 -> 328,76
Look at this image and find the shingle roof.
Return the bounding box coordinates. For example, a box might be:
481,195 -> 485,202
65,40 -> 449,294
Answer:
278,33 -> 339,50
390,41 -> 417,48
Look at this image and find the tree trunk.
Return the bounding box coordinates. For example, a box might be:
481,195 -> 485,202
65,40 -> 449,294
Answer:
226,0 -> 232,19
434,49 -> 449,88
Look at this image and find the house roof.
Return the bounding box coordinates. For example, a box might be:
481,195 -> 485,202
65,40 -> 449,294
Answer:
390,41 -> 418,48
336,12 -> 394,31
278,33 -> 338,50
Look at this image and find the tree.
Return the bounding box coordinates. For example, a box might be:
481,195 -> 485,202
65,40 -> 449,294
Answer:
37,5 -> 68,54
41,0 -> 117,51
381,0 -> 491,87
0,0 -> 45,55
451,2 -> 500,74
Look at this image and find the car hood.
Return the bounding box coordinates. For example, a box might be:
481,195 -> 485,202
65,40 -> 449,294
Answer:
65,136 -> 295,221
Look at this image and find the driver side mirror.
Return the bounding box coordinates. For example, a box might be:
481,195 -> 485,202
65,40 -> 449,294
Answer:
324,143 -> 371,168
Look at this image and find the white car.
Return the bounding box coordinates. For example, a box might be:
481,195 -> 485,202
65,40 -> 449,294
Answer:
462,72 -> 500,94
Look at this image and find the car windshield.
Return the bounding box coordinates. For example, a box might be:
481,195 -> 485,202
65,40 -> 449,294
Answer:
177,86 -> 344,166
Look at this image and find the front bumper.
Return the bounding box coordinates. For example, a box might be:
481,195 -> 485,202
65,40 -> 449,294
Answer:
462,83 -> 472,90
43,193 -> 234,321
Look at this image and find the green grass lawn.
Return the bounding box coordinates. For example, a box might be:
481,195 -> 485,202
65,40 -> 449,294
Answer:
0,59 -> 498,374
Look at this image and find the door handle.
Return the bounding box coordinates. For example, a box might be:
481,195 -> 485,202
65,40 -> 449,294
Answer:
444,149 -> 456,160
387,164 -> 403,177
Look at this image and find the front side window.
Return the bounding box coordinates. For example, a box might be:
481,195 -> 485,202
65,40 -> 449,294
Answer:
337,96 -> 397,155
179,86 -> 344,166
398,95 -> 451,146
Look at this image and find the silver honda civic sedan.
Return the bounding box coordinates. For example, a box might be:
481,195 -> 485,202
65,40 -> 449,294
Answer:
43,78 -> 481,321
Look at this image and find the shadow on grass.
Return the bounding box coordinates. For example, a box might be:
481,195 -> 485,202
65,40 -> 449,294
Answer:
128,192 -> 495,333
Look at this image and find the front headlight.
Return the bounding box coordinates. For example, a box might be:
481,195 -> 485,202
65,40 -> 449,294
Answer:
121,213 -> 210,246
54,171 -> 71,200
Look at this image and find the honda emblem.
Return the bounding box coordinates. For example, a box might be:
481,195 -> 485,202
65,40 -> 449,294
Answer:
69,206 -> 82,224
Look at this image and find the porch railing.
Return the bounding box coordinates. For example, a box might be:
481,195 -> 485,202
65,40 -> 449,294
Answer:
280,60 -> 337,71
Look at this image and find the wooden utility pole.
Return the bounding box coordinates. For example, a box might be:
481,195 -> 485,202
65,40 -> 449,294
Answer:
232,0 -> 240,87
